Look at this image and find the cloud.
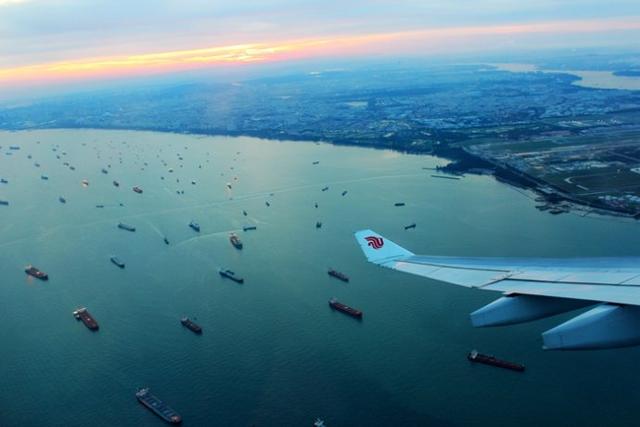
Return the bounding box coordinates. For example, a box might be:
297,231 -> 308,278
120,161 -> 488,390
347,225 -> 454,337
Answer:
1,17 -> 639,87
0,0 -> 29,5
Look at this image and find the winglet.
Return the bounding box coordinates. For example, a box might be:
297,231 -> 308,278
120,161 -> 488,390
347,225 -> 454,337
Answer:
354,229 -> 414,266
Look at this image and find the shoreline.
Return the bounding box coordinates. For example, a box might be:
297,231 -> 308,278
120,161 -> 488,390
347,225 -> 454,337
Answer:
2,125 -> 635,220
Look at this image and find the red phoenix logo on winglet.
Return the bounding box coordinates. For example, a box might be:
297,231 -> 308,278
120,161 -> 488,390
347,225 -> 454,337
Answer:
365,236 -> 384,249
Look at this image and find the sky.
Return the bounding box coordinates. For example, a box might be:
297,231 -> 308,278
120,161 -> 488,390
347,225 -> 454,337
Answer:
1,0 -> 639,93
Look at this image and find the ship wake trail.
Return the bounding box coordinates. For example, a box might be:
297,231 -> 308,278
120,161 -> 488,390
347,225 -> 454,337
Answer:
175,229 -> 241,247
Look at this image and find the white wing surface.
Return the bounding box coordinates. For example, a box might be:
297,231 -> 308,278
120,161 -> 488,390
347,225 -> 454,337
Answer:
355,229 -> 640,350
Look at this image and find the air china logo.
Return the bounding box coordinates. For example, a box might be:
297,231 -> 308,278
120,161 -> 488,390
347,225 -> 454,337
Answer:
365,236 -> 384,249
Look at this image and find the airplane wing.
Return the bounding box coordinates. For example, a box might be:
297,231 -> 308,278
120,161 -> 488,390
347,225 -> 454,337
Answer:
355,229 -> 640,350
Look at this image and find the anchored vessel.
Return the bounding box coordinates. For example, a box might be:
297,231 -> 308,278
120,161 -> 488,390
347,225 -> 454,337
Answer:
113,180 -> 120,187
341,190 -> 348,196
163,237 -> 170,245
328,269 -> 349,282
110,256 -> 125,269
404,223 -> 416,230
219,268 -> 244,283
136,388 -> 182,424
188,221 -> 200,232
118,222 -> 136,232
180,317 -> 202,334
132,186 -> 143,194
316,221 -> 323,229
59,196 -> 66,203
0,200 -> 9,206
394,202 -> 406,207
242,226 -> 257,231
25,265 -> 48,280
329,298 -> 362,319
467,350 -> 525,372
73,307 -> 99,330
321,186 -> 329,191
229,233 -> 243,249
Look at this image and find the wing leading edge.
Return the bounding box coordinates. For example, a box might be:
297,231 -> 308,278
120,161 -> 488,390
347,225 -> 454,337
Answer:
354,229 -> 640,350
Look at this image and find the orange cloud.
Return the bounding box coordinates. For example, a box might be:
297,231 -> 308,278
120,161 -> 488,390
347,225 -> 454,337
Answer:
2,17 -> 639,86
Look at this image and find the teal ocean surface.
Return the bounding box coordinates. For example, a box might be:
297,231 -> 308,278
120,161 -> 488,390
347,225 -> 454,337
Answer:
1,129 -> 640,426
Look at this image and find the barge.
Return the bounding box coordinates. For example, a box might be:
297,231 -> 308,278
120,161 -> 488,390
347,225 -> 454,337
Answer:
219,269 -> 244,283
110,256 -> 125,269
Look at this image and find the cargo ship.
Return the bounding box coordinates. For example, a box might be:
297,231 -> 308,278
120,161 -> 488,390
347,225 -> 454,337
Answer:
243,225 -> 257,231
328,269 -> 349,282
219,268 -> 244,283
118,222 -> 136,232
110,256 -> 125,269
316,221 -> 322,229
0,200 -> 9,206
1,178 -> 8,184
59,196 -> 66,203
329,298 -> 362,319
113,180 -> 120,187
242,210 -> 248,216
321,186 -> 329,191
341,190 -> 348,196
101,168 -> 108,174
135,388 -> 182,424
133,186 -> 143,194
394,202 -> 406,207
164,237 -> 170,245
25,265 -> 48,280
229,233 -> 243,249
81,179 -> 89,186
188,221 -> 200,232
41,175 -> 48,180
404,223 -> 416,230
180,317 -> 202,334
467,350 -> 525,372
73,307 -> 99,330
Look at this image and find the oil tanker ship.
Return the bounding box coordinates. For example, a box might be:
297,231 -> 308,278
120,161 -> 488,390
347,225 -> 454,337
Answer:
73,307 -> 99,330
180,317 -> 202,334
229,233 -> 243,249
467,350 -> 525,372
329,298 -> 363,319
136,388 -> 182,424
118,222 -> 136,232
327,269 -> 349,282
25,265 -> 48,280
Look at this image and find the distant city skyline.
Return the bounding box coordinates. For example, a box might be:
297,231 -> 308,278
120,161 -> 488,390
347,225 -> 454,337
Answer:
1,0 -> 639,90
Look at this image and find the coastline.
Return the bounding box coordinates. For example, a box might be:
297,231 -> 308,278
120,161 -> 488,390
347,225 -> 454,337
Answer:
2,125 -> 635,220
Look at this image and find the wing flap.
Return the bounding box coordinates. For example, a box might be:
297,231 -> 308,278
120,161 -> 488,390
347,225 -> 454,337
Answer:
485,280 -> 640,306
